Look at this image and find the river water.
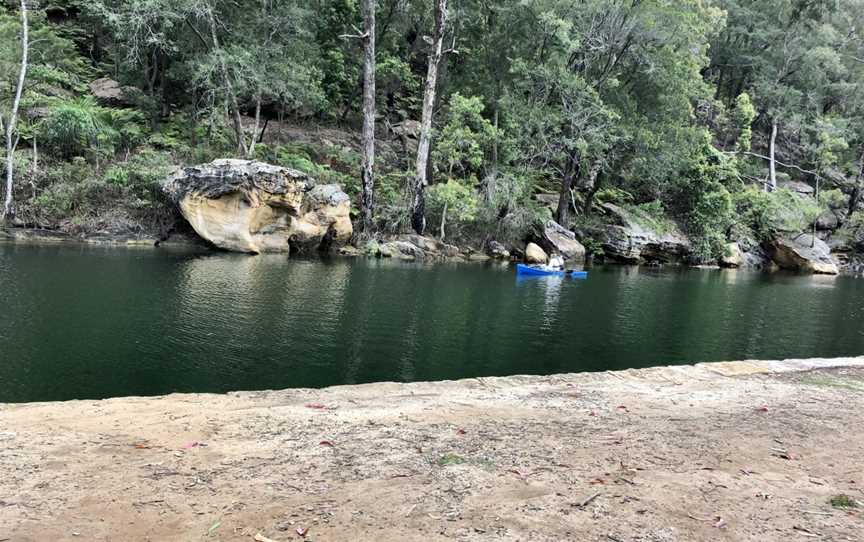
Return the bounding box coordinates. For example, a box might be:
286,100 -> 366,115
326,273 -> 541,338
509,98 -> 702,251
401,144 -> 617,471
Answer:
1,243 -> 863,402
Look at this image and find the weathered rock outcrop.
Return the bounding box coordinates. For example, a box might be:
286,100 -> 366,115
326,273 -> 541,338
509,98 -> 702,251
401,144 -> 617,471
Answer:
778,179 -> 815,197
594,203 -> 692,263
366,235 -> 460,261
378,240 -> 426,261
541,220 -> 586,262
766,234 -> 839,274
815,211 -> 841,231
89,78 -> 137,107
163,159 -> 352,254
525,243 -> 548,264
486,240 -> 511,260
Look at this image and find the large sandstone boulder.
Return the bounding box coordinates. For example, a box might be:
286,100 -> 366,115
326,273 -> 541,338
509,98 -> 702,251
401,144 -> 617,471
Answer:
815,210 -> 842,231
89,78 -> 137,107
525,243 -> 548,264
766,234 -> 839,274
163,159 -> 352,254
719,242 -> 744,268
595,203 -> 692,263
542,220 -> 586,262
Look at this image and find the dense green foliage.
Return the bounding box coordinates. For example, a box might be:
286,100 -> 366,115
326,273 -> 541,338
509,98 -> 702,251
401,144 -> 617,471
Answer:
1,0 -> 863,258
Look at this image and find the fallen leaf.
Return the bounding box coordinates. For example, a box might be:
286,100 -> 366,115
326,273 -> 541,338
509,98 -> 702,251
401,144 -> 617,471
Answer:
305,403 -> 327,410
616,405 -> 629,411
182,441 -> 201,449
207,520 -> 221,535
319,440 -> 335,447
456,428 -> 467,435
756,405 -> 769,412
132,443 -> 151,449
589,478 -> 606,485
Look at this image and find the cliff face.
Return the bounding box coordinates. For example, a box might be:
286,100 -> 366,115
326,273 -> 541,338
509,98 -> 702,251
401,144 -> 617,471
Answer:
163,159 -> 352,254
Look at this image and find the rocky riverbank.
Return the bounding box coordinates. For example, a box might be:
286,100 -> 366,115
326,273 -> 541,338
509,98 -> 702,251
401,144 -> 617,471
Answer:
2,357 -> 863,541
4,155 -> 862,274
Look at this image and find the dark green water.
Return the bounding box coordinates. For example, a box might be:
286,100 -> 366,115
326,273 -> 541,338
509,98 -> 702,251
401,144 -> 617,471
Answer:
1,243 -> 863,403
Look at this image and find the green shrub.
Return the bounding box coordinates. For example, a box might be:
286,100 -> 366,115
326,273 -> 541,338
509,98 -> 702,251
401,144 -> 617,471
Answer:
32,159 -> 103,219
472,169 -> 550,244
733,186 -> 776,242
690,184 -> 734,260
104,165 -> 130,186
770,188 -> 821,232
39,97 -> 111,159
819,188 -> 847,209
427,178 -> 480,240
594,186 -> 634,207
373,171 -> 412,233
432,94 -> 497,179
623,200 -> 676,234
28,149 -> 173,225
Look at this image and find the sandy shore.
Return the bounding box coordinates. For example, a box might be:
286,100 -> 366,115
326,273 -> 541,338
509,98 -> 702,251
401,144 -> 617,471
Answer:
2,358 -> 863,541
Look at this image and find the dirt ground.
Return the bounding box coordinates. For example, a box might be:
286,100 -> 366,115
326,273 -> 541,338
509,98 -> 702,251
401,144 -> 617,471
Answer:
2,358 -> 863,542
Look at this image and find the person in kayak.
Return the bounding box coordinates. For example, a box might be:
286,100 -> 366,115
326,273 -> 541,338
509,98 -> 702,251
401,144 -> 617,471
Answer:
547,252 -> 564,271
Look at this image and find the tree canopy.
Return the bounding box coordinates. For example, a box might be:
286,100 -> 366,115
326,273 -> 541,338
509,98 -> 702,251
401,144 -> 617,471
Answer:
1,0 -> 864,260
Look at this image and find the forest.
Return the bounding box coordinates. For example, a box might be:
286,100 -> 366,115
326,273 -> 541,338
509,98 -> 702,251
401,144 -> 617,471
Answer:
1,0 -> 864,266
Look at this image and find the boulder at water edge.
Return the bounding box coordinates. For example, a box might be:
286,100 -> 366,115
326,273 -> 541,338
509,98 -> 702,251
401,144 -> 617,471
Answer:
163,159 -> 352,254
525,243 -> 548,264
543,220 -> 586,261
719,242 -> 744,268
766,234 -> 839,274
487,240 -> 511,260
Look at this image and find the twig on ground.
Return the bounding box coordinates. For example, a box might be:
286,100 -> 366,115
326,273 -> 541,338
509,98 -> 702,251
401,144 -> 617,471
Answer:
792,526 -> 821,538
576,492 -> 602,508
795,509 -> 833,516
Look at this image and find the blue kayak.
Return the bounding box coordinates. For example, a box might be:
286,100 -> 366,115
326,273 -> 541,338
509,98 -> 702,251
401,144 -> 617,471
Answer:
516,263 -> 588,278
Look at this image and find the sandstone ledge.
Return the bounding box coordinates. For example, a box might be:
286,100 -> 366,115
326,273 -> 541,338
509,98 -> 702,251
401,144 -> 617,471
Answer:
2,357 -> 863,541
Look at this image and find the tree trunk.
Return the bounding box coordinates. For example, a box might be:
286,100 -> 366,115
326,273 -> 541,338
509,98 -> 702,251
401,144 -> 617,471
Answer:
582,161 -> 603,216
410,0 -> 448,235
206,6 -> 248,158
556,153 -> 579,226
484,105 -> 499,204
3,0 -> 28,220
439,200 -> 447,241
491,107 -> 499,171
359,0 -> 377,233
32,135 -> 37,173
248,97 -> 261,157
812,175 -> 820,248
768,118 -> 778,192
848,148 -> 864,217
